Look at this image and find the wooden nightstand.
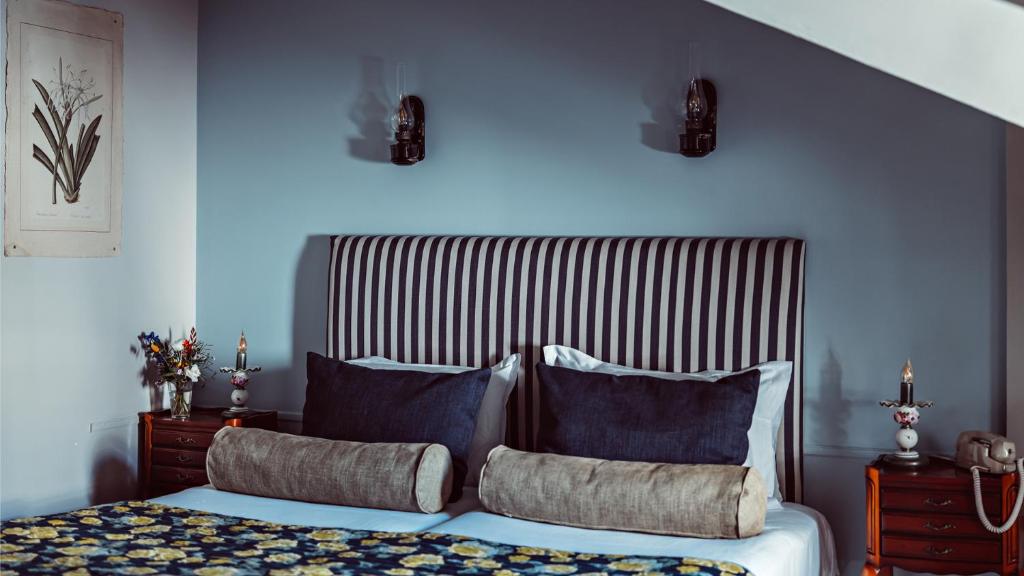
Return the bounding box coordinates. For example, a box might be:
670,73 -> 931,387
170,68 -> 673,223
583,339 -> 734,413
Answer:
138,407 -> 277,499
864,456 -> 1022,575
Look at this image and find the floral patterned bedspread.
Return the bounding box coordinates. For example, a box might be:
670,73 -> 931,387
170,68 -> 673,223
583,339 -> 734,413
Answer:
1,501 -> 753,575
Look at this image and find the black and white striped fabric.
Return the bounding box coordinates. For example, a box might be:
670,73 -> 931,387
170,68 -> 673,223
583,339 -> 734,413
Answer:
327,236 -> 806,502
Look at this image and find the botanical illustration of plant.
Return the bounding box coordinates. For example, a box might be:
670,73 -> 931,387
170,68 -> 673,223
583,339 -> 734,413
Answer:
31,57 -> 103,205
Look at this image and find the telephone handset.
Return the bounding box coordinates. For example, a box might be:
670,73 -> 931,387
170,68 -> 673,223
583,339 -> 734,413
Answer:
955,431 -> 1024,534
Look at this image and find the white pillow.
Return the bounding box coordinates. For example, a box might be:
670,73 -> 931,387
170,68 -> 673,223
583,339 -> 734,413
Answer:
348,354 -> 521,487
543,345 -> 791,501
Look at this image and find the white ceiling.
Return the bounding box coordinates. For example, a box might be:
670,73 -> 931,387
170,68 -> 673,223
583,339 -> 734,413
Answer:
704,0 -> 1024,127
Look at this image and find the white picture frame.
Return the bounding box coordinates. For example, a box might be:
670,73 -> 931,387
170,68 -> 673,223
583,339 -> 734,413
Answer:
4,0 -> 123,257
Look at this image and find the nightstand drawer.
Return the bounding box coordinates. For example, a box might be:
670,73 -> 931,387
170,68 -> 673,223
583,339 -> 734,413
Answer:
152,465 -> 208,486
152,429 -> 216,450
151,448 -> 207,469
882,535 -> 1000,562
882,512 -> 998,539
881,488 -> 999,515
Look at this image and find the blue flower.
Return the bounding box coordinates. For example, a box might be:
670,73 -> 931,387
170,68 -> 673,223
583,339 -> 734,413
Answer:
139,331 -> 163,348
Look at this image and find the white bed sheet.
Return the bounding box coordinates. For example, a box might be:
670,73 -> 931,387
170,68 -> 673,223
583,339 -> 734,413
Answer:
151,485 -> 481,533
431,503 -> 838,576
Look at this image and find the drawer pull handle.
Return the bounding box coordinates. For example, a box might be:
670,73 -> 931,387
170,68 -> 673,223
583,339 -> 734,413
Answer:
924,497 -> 953,507
923,521 -> 956,532
176,436 -> 196,445
175,472 -> 194,482
175,454 -> 193,463
924,545 -> 953,556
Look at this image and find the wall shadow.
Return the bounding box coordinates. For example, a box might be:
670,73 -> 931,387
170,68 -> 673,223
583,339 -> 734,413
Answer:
803,454 -> 869,576
279,235 -> 330,413
639,53 -> 684,154
807,345 -> 852,448
347,55 -> 391,163
90,442 -> 136,506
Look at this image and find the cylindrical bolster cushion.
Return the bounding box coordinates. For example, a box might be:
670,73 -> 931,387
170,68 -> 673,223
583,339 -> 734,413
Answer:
479,446 -> 766,538
206,428 -> 453,513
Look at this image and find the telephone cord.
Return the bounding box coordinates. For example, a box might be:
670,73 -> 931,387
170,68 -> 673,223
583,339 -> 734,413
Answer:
971,458 -> 1024,534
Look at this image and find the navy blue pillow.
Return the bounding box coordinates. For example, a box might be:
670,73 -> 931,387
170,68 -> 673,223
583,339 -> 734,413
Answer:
302,352 -> 491,501
535,363 -> 760,466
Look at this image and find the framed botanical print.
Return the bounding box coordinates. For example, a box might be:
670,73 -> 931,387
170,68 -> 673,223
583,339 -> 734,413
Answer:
4,0 -> 123,257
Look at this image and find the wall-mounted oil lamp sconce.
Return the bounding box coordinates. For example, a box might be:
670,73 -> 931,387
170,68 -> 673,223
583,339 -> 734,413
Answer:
679,42 -> 717,158
679,78 -> 717,157
390,95 -> 425,165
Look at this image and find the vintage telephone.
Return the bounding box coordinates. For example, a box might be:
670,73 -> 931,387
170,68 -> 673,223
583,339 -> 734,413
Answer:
955,431 -> 1024,534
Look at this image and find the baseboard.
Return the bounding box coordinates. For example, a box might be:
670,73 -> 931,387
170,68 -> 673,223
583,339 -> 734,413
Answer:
89,416 -> 134,433
804,444 -> 886,459
277,410 -> 303,422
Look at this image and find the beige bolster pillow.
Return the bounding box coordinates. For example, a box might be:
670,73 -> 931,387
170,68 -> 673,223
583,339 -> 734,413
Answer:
206,428 -> 453,513
479,446 -> 766,538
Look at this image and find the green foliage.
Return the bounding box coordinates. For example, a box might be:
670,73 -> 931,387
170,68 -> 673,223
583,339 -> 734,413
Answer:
30,59 -> 103,205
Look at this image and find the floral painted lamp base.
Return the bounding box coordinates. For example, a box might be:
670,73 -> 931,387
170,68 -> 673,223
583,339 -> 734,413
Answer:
879,400 -> 934,467
230,387 -> 249,410
219,366 -> 261,418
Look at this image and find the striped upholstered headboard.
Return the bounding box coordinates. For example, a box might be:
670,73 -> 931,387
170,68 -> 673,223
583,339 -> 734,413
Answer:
327,236 -> 806,502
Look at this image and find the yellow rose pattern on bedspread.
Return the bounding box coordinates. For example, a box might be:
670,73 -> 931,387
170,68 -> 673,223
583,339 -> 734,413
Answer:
0,501 -> 754,575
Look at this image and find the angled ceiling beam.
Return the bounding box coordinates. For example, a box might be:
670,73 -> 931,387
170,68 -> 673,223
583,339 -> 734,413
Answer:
703,0 -> 1024,127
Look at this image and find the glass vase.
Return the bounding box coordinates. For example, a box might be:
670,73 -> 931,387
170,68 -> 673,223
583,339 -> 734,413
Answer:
169,381 -> 194,420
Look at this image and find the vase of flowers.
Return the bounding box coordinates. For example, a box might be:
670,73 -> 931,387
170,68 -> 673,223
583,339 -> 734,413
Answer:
170,381 -> 194,419
140,328 -> 213,420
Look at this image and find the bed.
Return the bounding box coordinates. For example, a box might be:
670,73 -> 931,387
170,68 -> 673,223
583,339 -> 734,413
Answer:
1,235 -> 836,576
325,235 -> 831,574
151,485 -> 836,576
149,487 -> 836,576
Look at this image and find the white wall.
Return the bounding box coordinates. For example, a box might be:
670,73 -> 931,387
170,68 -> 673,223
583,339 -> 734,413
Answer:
1009,124 -> 1023,447
704,0 -> 1024,127
0,0 -> 197,519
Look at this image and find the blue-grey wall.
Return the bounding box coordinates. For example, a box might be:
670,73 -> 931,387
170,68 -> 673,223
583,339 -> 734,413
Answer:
196,1 -> 1006,573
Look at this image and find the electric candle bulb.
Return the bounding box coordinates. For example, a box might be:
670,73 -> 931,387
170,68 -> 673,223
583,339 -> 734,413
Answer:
686,78 -> 708,121
392,98 -> 416,133
899,358 -> 913,405
901,359 -> 913,383
235,331 -> 247,370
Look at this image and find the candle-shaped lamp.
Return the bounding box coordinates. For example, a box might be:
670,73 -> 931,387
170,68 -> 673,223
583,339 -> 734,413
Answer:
899,359 -> 913,405
221,331 -> 260,417
879,358 -> 932,467
236,332 -> 247,370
